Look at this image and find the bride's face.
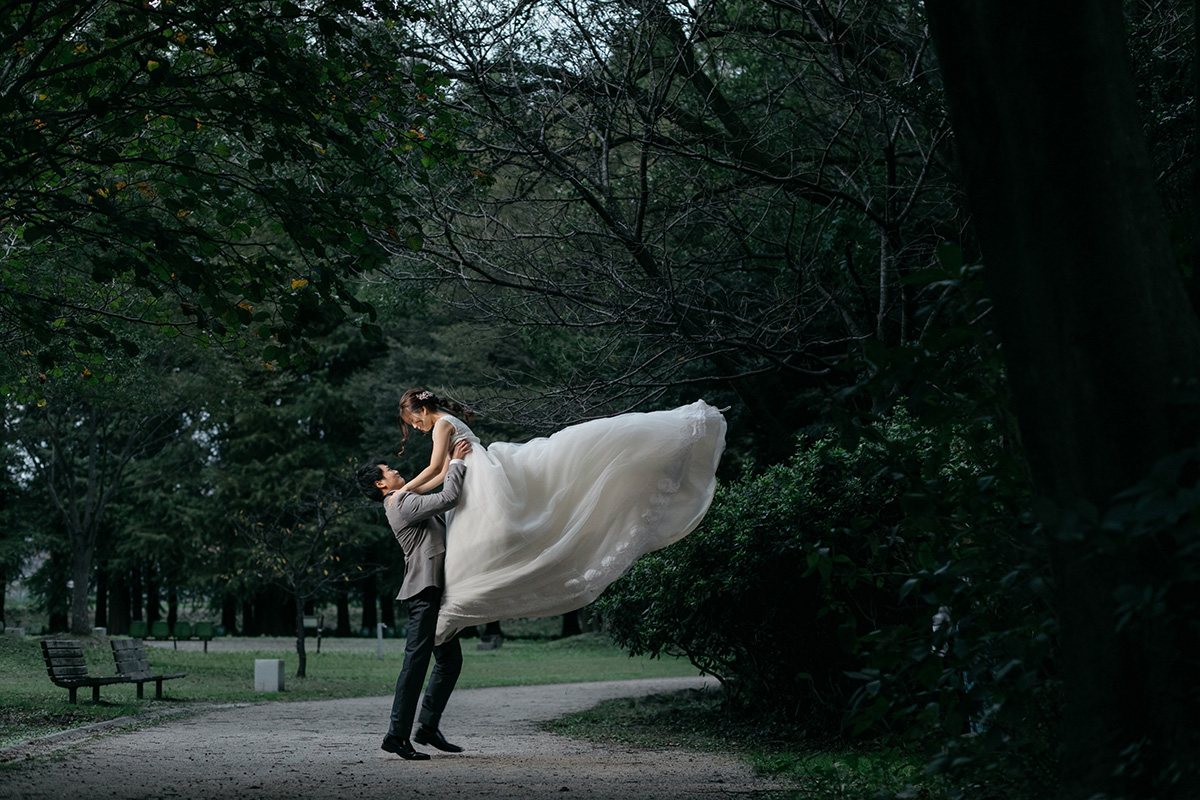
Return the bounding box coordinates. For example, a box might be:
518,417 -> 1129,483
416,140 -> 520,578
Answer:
403,407 -> 433,433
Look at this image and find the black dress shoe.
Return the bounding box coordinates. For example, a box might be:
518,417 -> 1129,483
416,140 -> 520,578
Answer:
413,726 -> 463,753
381,733 -> 430,760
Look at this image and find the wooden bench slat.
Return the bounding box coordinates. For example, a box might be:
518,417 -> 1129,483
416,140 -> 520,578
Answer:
112,652 -> 147,666
49,675 -> 129,687
110,639 -> 188,699
43,659 -> 88,669
40,640 -> 138,704
47,665 -> 92,678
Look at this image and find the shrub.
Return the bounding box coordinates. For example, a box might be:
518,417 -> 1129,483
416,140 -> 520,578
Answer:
598,404 -> 1054,768
599,416 -> 925,733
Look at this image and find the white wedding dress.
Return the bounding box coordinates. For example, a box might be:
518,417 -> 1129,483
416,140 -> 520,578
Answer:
433,400 -> 727,644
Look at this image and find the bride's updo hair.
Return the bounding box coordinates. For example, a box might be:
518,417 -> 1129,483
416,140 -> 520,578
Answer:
398,388 -> 475,445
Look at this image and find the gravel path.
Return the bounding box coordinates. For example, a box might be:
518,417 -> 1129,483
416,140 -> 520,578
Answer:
0,676 -> 790,799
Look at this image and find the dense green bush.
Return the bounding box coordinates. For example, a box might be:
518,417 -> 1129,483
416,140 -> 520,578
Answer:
598,406 -> 1055,768
599,415 -> 928,732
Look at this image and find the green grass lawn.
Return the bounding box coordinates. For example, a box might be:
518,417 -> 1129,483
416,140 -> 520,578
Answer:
0,630 -> 700,749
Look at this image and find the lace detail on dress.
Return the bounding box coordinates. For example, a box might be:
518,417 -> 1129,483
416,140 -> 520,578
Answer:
437,413 -> 481,447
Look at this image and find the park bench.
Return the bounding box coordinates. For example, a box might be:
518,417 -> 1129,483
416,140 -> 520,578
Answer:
41,639 -> 132,704
111,638 -> 189,699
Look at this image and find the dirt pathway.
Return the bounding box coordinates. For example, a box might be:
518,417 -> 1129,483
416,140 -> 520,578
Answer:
0,677 -> 790,799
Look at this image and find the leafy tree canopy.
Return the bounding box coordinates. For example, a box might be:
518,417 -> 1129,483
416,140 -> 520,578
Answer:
1,0 -> 455,398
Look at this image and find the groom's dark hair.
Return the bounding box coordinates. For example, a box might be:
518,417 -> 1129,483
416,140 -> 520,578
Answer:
355,461 -> 387,503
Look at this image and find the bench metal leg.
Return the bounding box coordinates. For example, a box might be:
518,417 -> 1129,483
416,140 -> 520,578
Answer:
92,685 -> 100,703
155,679 -> 164,699
136,681 -> 144,700
68,686 -> 78,705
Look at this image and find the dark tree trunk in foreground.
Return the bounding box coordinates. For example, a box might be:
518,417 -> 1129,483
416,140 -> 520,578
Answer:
926,2 -> 1200,797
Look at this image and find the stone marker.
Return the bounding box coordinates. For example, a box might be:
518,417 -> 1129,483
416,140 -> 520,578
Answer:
254,659 -> 285,692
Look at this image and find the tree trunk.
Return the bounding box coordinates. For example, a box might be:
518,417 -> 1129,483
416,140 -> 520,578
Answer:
131,565 -> 143,622
68,543 -> 93,635
94,564 -> 107,630
167,586 -> 178,630
145,564 -> 160,624
48,551 -> 69,632
107,566 -> 131,636
242,598 -> 256,636
255,586 -> 291,635
294,591 -> 307,679
361,573 -> 378,633
336,588 -> 351,637
925,1 -> 1200,797
381,595 -> 395,630
1193,0 -> 1200,318
222,594 -> 238,635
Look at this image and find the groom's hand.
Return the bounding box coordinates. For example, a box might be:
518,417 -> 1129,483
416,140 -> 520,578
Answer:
452,440 -> 472,460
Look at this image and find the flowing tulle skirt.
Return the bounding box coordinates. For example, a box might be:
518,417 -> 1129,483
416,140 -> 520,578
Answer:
436,400 -> 726,644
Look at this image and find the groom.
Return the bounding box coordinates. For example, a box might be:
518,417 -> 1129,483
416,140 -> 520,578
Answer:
356,438 -> 472,760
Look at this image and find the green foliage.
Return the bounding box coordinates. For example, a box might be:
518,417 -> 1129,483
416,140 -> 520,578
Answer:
5,347 -> 217,633
211,326 -> 393,655
1,0 -> 456,397
598,389 -> 1054,781
599,414 -> 931,731
0,433 -> 38,604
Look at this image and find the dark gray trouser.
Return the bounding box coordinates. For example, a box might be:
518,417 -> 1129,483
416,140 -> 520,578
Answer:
388,586 -> 463,738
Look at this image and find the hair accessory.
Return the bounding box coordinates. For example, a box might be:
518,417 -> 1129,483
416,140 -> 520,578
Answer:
417,390 -> 434,401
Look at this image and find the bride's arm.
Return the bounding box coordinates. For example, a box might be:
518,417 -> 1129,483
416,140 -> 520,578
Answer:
404,419 -> 454,494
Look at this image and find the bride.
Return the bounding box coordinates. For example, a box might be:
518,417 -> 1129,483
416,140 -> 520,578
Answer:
396,389 -> 727,644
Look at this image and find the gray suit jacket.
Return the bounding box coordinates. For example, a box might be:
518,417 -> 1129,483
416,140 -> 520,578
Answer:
385,460 -> 467,602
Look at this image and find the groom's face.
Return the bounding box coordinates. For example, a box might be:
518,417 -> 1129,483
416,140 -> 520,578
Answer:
375,464 -> 405,494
